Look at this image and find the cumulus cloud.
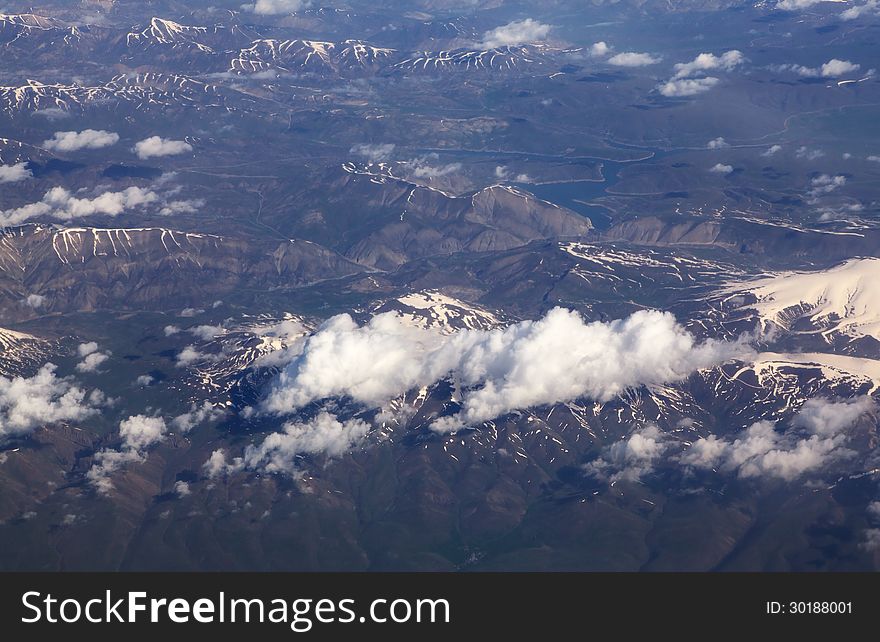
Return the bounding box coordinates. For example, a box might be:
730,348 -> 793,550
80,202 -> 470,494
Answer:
776,0 -> 824,8
179,308 -> 203,318
350,143 -> 395,163
176,346 -> 215,366
658,77 -> 720,97
682,398 -> 872,481
163,325 -> 180,336
76,342 -> 111,373
188,325 -> 225,341
807,174 -> 846,201
0,162 -> 32,184
707,137 -> 729,149
25,294 -> 46,309
841,0 -> 880,20
0,186 -> 159,227
710,163 -> 734,174
136,375 -> 154,386
262,308 -> 746,433
134,136 -> 193,160
87,415 -> 167,493
43,129 -> 119,153
204,411 -> 369,478
479,18 -> 552,48
0,364 -> 102,440
776,59 -> 860,78
159,199 -> 205,216
170,401 -> 223,433
762,144 -> 783,157
585,424 -> 671,483
607,52 -> 661,67
589,41 -> 611,57
173,480 -> 191,497
796,146 -> 824,160
673,51 -> 744,79
407,155 -> 462,179
243,0 -> 308,15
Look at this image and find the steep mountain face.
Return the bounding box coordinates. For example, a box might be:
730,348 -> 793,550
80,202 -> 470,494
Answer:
0,226 -> 364,319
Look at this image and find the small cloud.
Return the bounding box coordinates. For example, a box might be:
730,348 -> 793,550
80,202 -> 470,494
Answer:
607,52 -> 661,67
174,480 -> 191,497
189,325 -> 224,341
0,163 -> 32,184
242,0 -> 308,15
795,146 -> 824,160
176,346 -> 207,366
776,0 -> 824,9
136,375 -> 154,386
43,130 -> 119,153
134,136 -> 193,160
707,137 -> 729,150
479,18 -> 552,49
841,0 -> 879,20
867,155 -> 880,162
25,294 -> 46,309
710,163 -> 734,174
171,401 -> 223,433
164,325 -> 180,336
673,51 -> 744,79
589,41 -> 611,57
350,143 -> 395,163
658,77 -> 720,97
179,308 -> 203,318
762,145 -> 783,157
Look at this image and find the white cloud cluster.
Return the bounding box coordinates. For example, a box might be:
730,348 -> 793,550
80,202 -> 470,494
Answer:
76,342 -> 111,373
350,143 -> 395,163
658,50 -> 743,97
408,155 -> 462,179
243,0 -> 308,15
0,364 -> 102,440
589,42 -> 611,57
681,398 -> 873,481
658,77 -> 720,97
43,129 -> 119,153
204,411 -> 369,478
796,146 -> 824,161
776,59 -> 860,78
134,136 -> 193,160
87,415 -> 167,494
262,308 -> 745,433
584,424 -> 670,483
479,18 -> 551,48
762,144 -> 783,157
0,186 -> 159,227
171,401 -> 223,433
707,137 -> 729,149
607,52 -> 661,67
0,162 -> 32,184
842,0 -> 880,20
807,174 -> 846,201
26,294 -> 46,308
673,51 -> 744,79
174,480 -> 191,497
710,163 -> 734,174
776,0 -> 824,8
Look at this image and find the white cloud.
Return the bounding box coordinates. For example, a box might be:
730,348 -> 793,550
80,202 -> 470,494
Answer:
159,199 -> 204,216
25,294 -> 46,309
173,480 -> 191,497
776,0 -> 825,8
204,411 -> 369,478
0,186 -> 159,227
262,308 -> 745,433
176,346 -> 212,366
163,325 -> 180,336
136,375 -> 154,386
0,364 -> 102,440
796,146 -> 824,160
710,163 -> 734,174
762,144 -> 783,157
585,424 -> 671,483
188,325 -> 225,341
681,397 -> 873,481
87,415 -> 167,494
673,51 -> 744,79
77,342 -> 99,358
868,155 -> 880,162
134,136 -> 193,160
589,41 -> 611,57
76,350 -> 110,373
179,308 -> 203,318
243,0 -> 308,15
807,174 -> 846,201
658,77 -> 720,97
408,155 -> 462,179
350,143 -> 395,163
707,137 -> 729,149
0,163 -> 32,184
607,52 -> 661,67
777,59 -> 860,78
841,0 -> 880,20
480,18 -> 552,48
43,130 -> 119,153
171,401 -> 223,433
